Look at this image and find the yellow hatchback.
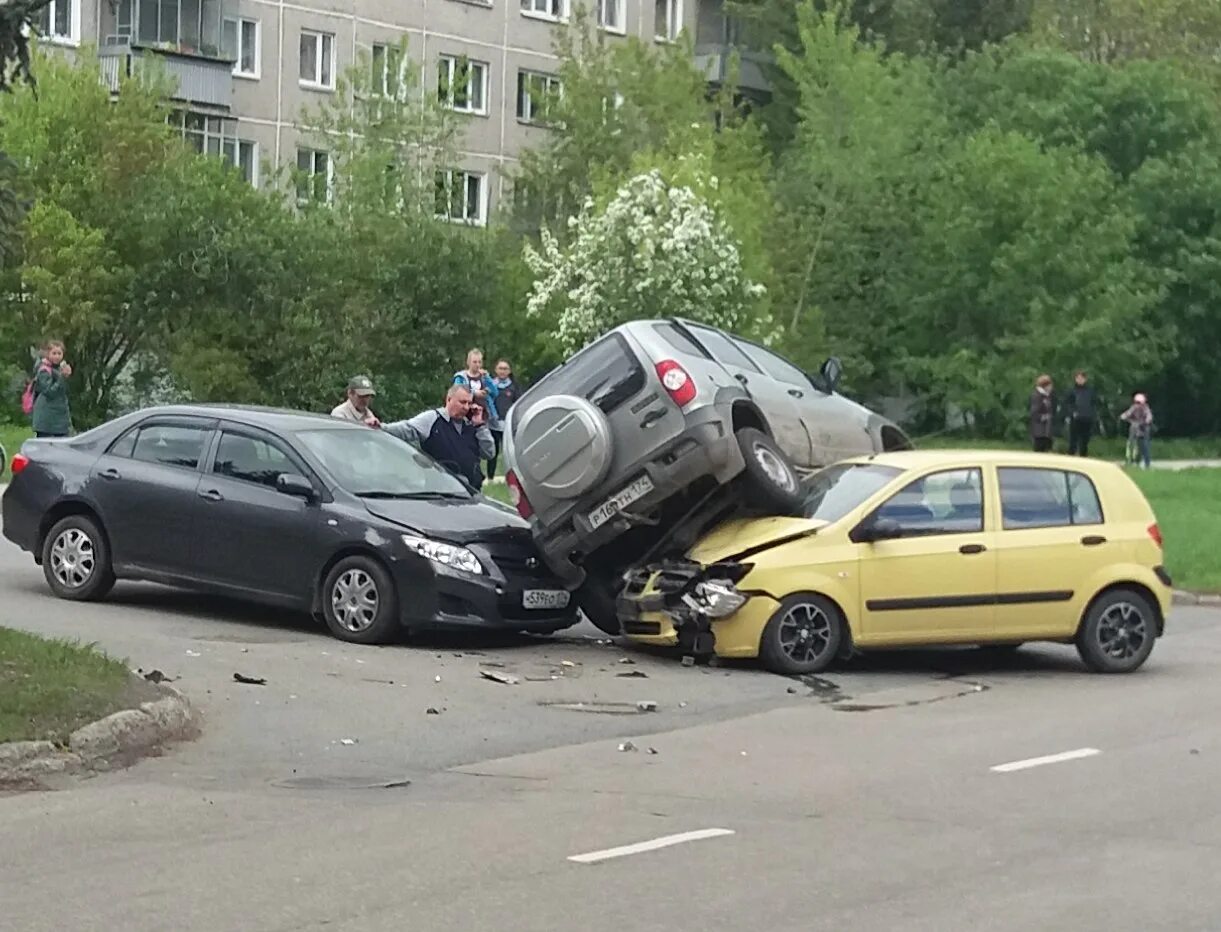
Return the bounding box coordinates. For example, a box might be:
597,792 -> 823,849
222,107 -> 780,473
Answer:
617,451 -> 1172,675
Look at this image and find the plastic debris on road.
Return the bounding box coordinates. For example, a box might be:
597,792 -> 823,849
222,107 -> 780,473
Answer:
635,701 -> 657,713
480,669 -> 521,686
618,741 -> 637,752
233,673 -> 267,686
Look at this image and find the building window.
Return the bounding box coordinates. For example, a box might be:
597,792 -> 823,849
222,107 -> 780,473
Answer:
299,30 -> 335,89
110,0 -> 226,56
223,139 -> 258,186
222,17 -> 260,78
597,0 -> 624,33
170,110 -> 235,156
297,148 -> 333,204
654,0 -> 680,41
36,0 -> 77,42
435,169 -> 485,225
516,70 -> 561,124
520,0 -> 567,20
438,55 -> 488,115
371,43 -> 404,98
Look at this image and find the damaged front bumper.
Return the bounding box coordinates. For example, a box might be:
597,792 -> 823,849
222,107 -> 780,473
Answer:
616,559 -> 776,659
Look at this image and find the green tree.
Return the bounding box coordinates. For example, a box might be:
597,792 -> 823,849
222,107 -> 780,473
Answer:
511,13 -> 735,237
769,3 -> 948,385
524,169 -> 767,355
901,130 -> 1160,434
1031,0 -> 1221,69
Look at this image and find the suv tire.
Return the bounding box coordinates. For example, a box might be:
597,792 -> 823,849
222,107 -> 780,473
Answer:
575,572 -> 623,636
735,427 -> 804,513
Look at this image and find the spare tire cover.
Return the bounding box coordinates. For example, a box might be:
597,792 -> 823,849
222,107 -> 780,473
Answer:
514,394 -> 612,500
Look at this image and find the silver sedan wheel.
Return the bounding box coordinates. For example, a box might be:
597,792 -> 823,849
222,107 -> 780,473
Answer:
752,442 -> 797,493
50,528 -> 96,589
331,569 -> 380,633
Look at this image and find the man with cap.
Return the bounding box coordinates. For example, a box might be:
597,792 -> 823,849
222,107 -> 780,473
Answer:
331,376 -> 381,427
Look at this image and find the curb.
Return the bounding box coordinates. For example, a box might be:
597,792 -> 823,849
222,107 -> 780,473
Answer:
0,685 -> 197,786
1173,590 -> 1221,608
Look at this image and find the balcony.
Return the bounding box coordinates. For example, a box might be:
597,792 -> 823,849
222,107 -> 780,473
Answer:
99,0 -> 235,109
693,44 -> 772,97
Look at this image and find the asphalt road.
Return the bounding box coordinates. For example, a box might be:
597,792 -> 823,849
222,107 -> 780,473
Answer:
3,529 -> 1221,931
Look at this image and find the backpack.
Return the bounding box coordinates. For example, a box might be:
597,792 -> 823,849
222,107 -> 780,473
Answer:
20,363 -> 51,417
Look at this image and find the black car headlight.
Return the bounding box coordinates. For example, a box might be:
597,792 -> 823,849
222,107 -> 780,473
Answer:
400,534 -> 484,576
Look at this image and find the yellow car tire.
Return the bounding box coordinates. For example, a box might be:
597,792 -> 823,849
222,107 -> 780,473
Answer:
759,593 -> 845,676
1075,588 -> 1157,674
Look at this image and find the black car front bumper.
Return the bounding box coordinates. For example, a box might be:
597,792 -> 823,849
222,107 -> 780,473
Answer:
394,541 -> 578,634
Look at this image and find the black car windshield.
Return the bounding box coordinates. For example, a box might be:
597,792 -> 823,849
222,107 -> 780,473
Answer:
803,463 -> 902,523
295,428 -> 471,498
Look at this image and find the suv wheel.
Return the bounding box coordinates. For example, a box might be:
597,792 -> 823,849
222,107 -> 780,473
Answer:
575,572 -> 623,636
1076,588 -> 1157,673
735,428 -> 804,513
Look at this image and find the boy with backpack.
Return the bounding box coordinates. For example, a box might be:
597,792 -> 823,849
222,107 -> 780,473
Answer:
23,340 -> 73,438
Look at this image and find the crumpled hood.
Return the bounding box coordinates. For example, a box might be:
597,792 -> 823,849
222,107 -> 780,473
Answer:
362,497 -> 533,545
688,516 -> 827,565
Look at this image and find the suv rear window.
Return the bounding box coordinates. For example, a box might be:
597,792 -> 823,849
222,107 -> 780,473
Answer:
515,333 -> 645,420
653,323 -> 709,358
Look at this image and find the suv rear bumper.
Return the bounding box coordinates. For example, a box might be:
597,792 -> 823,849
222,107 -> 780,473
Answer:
535,408 -> 742,586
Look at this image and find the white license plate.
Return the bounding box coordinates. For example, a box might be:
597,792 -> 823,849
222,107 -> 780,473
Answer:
522,589 -> 571,610
587,475 -> 656,530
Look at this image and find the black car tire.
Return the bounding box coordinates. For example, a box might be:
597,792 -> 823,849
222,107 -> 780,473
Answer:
41,515 -> 116,602
759,593 -> 844,675
575,571 -> 623,636
735,428 -> 804,514
321,556 -> 400,645
1075,588 -> 1157,674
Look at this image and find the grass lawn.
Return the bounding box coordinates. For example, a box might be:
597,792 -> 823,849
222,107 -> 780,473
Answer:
1,422 -> 32,482
0,627 -> 154,744
919,432 -> 1221,460
1130,469 -> 1221,594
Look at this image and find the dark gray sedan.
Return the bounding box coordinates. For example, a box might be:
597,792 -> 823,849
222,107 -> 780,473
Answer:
1,405 -> 578,643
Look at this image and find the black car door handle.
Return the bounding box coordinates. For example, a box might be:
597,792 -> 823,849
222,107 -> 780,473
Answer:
959,543 -> 987,555
788,388 -> 804,398
99,468 -> 120,480
198,489 -> 224,503
1081,535 -> 1107,546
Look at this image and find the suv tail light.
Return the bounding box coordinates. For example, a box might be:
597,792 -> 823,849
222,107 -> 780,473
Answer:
505,469 -> 533,519
1148,523 -> 1163,548
655,359 -> 697,407
9,453 -> 29,476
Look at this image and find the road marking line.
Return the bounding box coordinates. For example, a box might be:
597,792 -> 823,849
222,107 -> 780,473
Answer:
991,748 -> 1101,773
567,828 -> 735,864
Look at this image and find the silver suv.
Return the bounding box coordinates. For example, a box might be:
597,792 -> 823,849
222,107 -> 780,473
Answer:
503,319 -> 910,632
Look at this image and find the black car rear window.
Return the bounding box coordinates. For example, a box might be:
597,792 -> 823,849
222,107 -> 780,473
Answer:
516,333 -> 645,419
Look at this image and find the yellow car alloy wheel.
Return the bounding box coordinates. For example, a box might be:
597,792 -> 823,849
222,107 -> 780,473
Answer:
759,592 -> 846,676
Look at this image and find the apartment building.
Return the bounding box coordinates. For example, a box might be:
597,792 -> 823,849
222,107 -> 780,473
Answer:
36,0 -> 764,222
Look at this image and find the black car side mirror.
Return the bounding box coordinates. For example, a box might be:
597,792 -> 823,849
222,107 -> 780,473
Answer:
277,473 -> 316,501
851,516 -> 902,544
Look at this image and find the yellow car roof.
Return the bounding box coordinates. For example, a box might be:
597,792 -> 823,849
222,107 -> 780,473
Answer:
846,449 -> 1122,473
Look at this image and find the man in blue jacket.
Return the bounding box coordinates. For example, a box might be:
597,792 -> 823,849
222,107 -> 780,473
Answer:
383,385 -> 495,490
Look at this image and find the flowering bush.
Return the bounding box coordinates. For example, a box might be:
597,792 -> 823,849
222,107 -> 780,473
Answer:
524,170 -> 766,355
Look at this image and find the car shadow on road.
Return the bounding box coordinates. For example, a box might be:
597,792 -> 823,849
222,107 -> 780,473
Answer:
29,579 -> 595,654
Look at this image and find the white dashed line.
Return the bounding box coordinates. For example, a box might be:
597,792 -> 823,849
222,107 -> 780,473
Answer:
991,748 -> 1102,773
567,828 -> 735,864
